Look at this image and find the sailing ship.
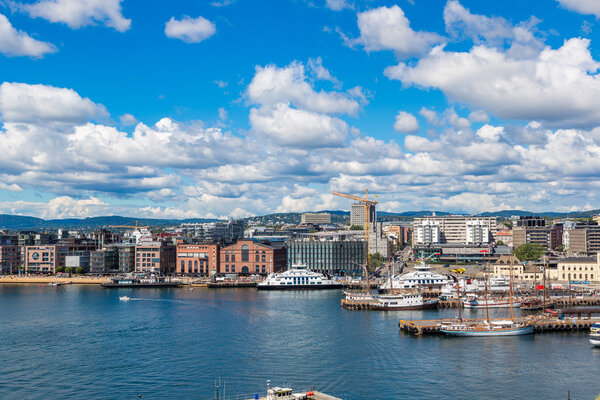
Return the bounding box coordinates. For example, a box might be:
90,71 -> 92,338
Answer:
462,293 -> 522,309
439,257 -> 533,336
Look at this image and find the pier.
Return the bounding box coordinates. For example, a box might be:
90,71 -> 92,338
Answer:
398,316 -> 600,335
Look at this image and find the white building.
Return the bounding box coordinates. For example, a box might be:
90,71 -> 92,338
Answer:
466,220 -> 490,244
413,216 -> 496,244
416,220 -> 441,244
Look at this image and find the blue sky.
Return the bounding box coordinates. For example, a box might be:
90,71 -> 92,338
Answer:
1,0 -> 600,219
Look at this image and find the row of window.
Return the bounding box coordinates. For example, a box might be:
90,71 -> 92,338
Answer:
562,273 -> 595,280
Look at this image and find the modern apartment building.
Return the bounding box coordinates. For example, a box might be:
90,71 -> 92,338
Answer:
89,248 -> 119,273
0,245 -> 20,273
24,245 -> 57,273
413,216 -> 496,245
135,242 -> 176,274
350,203 -> 376,228
220,239 -> 286,275
300,213 -> 331,225
176,243 -> 219,275
563,223 -> 600,254
513,224 -> 563,250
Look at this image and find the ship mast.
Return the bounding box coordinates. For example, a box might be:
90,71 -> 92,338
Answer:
457,279 -> 462,323
509,256 -> 514,321
484,253 -> 490,323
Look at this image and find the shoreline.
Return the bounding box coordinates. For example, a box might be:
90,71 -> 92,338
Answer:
0,276 -> 105,285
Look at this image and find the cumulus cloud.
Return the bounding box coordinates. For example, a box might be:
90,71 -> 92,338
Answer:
558,0 -> 600,17
0,14 -> 56,58
247,62 -> 360,115
165,15 -> 216,43
23,0 -> 131,32
0,82 -> 108,124
394,111 -> 419,133
385,38 -> 600,128
249,103 -> 348,148
348,5 -> 443,58
119,113 -> 137,126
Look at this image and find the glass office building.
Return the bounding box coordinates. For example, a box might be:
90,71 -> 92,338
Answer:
286,239 -> 365,276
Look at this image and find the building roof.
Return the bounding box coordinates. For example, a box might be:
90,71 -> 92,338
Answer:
557,256 -> 596,263
494,254 -> 521,265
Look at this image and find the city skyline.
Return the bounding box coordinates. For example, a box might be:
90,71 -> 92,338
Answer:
1,0 -> 600,219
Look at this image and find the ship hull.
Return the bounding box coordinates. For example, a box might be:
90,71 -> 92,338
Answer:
440,325 -> 533,336
370,299 -> 439,311
463,302 -> 521,309
257,284 -> 343,291
101,283 -> 182,288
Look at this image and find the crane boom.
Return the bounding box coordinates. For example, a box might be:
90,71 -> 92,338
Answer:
330,191 -> 377,205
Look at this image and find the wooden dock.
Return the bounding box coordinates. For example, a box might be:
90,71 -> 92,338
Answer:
398,316 -> 600,335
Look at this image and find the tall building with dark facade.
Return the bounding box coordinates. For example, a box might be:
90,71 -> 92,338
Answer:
287,238 -> 365,276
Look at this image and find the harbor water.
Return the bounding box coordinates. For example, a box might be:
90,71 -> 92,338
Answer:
1,285 -> 599,399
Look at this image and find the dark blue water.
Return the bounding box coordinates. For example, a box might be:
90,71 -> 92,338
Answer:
0,285 -> 598,399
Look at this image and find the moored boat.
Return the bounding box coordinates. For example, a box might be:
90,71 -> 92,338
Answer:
370,291 -> 439,310
590,333 -> 600,347
379,260 -> 452,292
439,320 -> 534,336
102,275 -> 181,288
257,262 -> 343,290
462,294 -> 521,309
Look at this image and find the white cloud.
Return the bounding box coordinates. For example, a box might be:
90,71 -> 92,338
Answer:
385,38 -> 600,128
23,0 -> 131,32
558,0 -> 600,17
218,107 -> 228,121
247,62 -> 360,115
468,109 -> 489,122
307,57 -> 342,87
349,5 -> 443,58
165,16 -> 216,43
394,111 -> 419,133
0,14 -> 56,58
476,124 -> 504,142
249,103 -> 348,148
0,82 -> 108,124
119,113 -> 137,126
325,0 -> 352,11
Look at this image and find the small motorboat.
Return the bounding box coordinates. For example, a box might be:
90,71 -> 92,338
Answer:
590,333 -> 600,347
119,296 -> 131,301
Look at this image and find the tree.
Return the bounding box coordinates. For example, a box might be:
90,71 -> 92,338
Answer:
496,240 -> 505,246
65,267 -> 73,274
76,267 -> 85,275
349,225 -> 363,231
368,252 -> 385,270
513,243 -> 546,261
55,266 -> 64,273
502,221 -> 513,229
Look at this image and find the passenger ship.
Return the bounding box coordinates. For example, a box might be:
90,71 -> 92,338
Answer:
257,262 -> 343,290
370,291 -> 439,310
379,261 -> 453,292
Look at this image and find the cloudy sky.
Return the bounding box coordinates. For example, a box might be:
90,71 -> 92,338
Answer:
0,0 -> 600,219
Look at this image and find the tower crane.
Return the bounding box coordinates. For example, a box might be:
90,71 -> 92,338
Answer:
331,189 -> 378,269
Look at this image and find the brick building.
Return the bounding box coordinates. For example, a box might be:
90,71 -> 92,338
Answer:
0,245 -> 21,273
219,239 -> 286,275
135,242 -> 176,274
24,245 -> 57,273
176,243 -> 219,275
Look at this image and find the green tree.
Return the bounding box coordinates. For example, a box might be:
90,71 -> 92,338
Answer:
349,225 -> 363,231
502,221 -> 513,229
65,267 -> 73,274
513,243 -> 546,261
76,267 -> 85,275
55,266 -> 64,273
368,252 -> 385,270
496,240 -> 505,246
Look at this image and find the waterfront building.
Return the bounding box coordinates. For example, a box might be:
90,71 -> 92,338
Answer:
413,216 -> 496,245
301,213 -> 331,225
287,237 -> 365,276
135,242 -> 176,274
513,223 -> 563,250
65,253 -> 90,271
556,255 -> 600,283
350,203 -> 375,228
219,239 -> 286,275
117,244 -> 136,273
176,243 -> 219,275
0,245 -> 20,274
89,248 -> 119,273
24,245 -> 57,273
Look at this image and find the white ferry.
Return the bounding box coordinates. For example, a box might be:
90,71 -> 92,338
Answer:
370,291 -> 439,310
379,261 -> 452,292
257,262 -> 343,290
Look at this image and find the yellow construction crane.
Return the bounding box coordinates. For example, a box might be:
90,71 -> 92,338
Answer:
331,189 -> 378,268
108,221 -> 150,229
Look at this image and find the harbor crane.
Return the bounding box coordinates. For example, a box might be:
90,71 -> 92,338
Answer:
108,221 -> 150,229
331,189 -> 378,269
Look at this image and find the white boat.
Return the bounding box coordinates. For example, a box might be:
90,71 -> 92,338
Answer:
257,262 -> 343,290
439,320 -> 533,336
462,294 -> 521,309
379,261 -> 452,291
590,323 -> 600,334
119,296 -> 131,301
590,333 -> 600,347
371,291 -> 439,310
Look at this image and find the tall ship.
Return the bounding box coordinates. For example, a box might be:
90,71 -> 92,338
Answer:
379,261 -> 452,292
101,275 -> 182,288
257,262 -> 343,290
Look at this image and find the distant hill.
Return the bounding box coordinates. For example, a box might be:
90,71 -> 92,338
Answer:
478,209 -> 600,219
0,214 -> 219,230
